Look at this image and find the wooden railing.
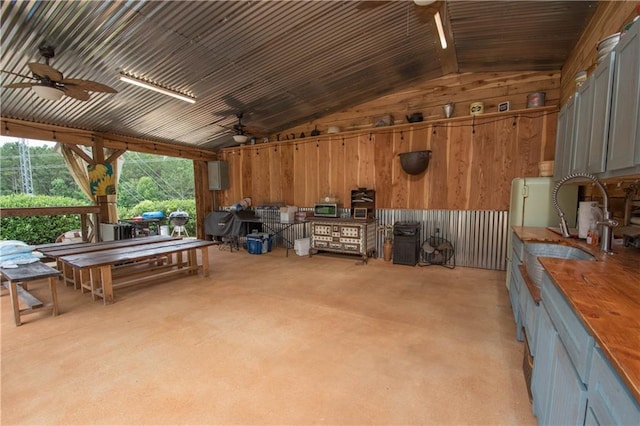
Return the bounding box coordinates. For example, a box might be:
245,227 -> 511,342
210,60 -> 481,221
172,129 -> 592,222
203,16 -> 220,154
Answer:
1,206 -> 102,242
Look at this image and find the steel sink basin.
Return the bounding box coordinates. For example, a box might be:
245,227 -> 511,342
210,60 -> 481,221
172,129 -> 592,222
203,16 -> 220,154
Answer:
523,243 -> 595,287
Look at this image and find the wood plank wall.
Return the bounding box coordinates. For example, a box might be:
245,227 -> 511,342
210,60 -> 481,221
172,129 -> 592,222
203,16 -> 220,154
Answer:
275,71 -> 560,138
218,107 -> 557,212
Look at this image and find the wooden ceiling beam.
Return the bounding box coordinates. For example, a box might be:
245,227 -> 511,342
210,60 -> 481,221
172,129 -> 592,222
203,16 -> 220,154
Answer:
0,117 -> 218,161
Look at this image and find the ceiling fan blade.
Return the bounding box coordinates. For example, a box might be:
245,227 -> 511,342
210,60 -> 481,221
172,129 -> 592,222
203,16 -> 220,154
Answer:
3,82 -> 34,89
28,62 -> 63,81
1,69 -> 36,80
62,85 -> 90,101
63,78 -> 117,93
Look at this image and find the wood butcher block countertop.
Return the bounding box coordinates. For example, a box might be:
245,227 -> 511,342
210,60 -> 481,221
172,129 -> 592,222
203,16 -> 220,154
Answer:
513,226 -> 640,403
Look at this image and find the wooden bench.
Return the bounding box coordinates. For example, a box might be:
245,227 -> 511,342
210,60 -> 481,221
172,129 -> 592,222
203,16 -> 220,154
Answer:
0,262 -> 61,326
59,239 -> 215,304
36,236 -> 181,288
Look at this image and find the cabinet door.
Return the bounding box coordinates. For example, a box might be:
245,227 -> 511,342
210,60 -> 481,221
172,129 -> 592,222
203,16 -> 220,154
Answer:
573,78 -> 594,173
587,51 -> 616,173
607,22 -> 640,171
546,335 -> 588,425
555,96 -> 578,179
532,302 -> 557,418
585,347 -> 640,425
532,303 -> 588,425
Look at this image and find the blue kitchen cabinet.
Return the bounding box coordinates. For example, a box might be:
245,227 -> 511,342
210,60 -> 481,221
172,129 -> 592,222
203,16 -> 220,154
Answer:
572,75 -> 594,173
587,51 -> 616,174
531,271 -> 596,424
532,301 -> 559,418
532,301 -> 588,425
607,20 -> 640,172
541,272 -> 594,384
585,346 -> 640,425
521,276 -> 539,354
554,96 -> 578,179
508,251 -> 523,341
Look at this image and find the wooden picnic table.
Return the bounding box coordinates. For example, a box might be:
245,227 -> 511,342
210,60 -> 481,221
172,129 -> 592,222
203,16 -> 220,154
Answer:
36,235 -> 182,288
58,238 -> 216,305
0,262 -> 61,326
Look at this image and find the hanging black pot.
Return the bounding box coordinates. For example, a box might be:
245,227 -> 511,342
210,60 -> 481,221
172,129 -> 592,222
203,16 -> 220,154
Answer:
399,150 -> 431,175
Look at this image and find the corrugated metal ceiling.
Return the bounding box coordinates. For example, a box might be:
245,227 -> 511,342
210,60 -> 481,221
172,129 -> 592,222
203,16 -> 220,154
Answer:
0,1 -> 597,151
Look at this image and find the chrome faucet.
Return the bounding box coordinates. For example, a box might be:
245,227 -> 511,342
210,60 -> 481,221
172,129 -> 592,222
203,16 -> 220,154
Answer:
552,172 -> 618,254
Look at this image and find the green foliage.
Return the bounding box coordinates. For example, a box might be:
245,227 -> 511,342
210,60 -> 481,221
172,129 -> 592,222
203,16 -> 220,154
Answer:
136,176 -> 159,201
0,141 -> 80,197
0,194 -> 90,244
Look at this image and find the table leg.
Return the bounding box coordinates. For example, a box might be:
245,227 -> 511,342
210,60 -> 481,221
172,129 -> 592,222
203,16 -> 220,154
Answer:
8,280 -> 21,326
48,276 -> 59,316
200,246 -> 210,277
187,249 -> 197,275
88,268 -> 100,301
100,265 -> 114,305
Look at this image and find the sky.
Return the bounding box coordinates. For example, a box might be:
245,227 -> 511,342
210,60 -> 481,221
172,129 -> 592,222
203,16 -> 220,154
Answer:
0,135 -> 55,147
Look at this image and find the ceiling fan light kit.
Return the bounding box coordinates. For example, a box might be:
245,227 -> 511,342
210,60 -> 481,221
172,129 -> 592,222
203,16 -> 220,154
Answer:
119,73 -> 196,104
413,0 -> 436,6
232,134 -> 248,144
32,85 -> 64,100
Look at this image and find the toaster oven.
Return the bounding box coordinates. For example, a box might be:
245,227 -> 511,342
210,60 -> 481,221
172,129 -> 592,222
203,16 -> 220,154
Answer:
314,203 -> 340,218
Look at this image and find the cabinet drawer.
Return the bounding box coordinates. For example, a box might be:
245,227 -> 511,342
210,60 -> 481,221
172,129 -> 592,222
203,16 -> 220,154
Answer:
523,289 -> 539,355
541,272 -> 594,384
586,347 -> 640,425
512,234 -> 524,264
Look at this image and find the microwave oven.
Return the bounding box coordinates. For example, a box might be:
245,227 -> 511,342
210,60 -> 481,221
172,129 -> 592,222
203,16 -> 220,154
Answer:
314,203 -> 340,218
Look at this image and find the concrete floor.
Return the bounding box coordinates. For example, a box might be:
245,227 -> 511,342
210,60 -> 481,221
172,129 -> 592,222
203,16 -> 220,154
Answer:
1,247 -> 536,425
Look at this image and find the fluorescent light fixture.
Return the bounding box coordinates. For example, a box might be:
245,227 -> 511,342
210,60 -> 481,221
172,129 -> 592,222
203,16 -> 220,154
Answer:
119,73 -> 196,103
33,85 -> 64,100
434,11 -> 447,49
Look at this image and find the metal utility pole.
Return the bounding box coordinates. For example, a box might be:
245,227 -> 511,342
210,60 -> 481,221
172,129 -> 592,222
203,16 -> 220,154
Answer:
18,139 -> 34,195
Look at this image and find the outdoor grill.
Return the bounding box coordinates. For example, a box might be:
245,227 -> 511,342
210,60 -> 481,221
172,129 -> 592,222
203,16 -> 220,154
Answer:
169,211 -> 189,227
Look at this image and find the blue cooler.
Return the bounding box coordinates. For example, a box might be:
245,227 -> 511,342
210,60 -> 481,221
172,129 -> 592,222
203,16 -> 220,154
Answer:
259,233 -> 273,253
246,234 -> 263,255
247,233 -> 273,254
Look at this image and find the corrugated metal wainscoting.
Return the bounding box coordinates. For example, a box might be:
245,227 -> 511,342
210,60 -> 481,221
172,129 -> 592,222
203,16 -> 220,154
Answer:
256,208 -> 509,271
376,209 -> 508,270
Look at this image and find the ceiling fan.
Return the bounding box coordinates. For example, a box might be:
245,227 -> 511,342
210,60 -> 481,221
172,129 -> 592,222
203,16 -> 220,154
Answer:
356,0 -> 443,24
232,112 -> 249,144
2,45 -> 117,101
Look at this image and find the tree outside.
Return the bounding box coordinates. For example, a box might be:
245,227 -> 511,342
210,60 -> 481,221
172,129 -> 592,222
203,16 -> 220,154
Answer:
0,138 -> 197,243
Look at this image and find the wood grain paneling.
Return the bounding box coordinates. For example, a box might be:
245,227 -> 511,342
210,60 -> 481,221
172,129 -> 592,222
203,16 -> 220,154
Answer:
220,107 -> 557,212
276,71 -> 560,137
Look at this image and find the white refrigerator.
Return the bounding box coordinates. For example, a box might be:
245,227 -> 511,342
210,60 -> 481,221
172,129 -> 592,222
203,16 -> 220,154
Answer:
506,177 -> 578,287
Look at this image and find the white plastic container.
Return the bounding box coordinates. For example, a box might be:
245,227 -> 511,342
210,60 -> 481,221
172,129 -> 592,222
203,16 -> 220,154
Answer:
294,238 -> 310,256
280,206 -> 298,223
